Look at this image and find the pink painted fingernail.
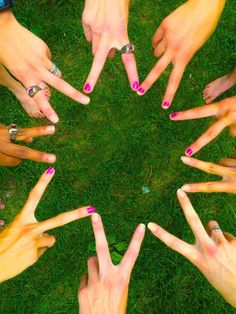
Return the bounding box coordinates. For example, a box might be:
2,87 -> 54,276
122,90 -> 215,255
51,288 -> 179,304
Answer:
132,81 -> 139,91
170,113 -> 177,119
137,87 -> 145,95
46,167 -> 55,175
84,83 -> 91,93
87,207 -> 96,214
162,101 -> 170,108
0,219 -> 5,227
185,148 -> 193,156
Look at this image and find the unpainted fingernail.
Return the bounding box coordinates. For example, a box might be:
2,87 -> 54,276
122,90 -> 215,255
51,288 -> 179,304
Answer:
46,125 -> 55,133
92,213 -> 100,222
132,81 -> 139,91
181,185 -> 191,192
137,87 -> 145,95
46,167 -> 55,175
185,148 -> 193,156
181,156 -> 189,163
147,222 -> 157,232
0,219 -> 5,227
177,189 -> 185,197
170,112 -> 177,119
138,223 -> 146,232
47,155 -> 56,163
162,101 -> 170,109
87,207 -> 96,214
84,83 -> 91,93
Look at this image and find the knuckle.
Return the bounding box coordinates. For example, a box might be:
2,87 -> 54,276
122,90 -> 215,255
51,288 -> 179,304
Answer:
16,147 -> 27,158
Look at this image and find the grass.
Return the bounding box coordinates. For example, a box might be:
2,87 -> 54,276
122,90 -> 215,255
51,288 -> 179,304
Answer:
0,0 -> 236,313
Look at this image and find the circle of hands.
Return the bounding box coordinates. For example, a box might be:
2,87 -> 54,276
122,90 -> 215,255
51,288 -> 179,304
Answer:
0,0 -> 236,312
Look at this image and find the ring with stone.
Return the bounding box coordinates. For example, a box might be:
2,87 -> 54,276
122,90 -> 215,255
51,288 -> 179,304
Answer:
8,124 -> 19,142
26,85 -> 42,98
50,63 -> 60,76
211,226 -> 223,233
120,43 -> 135,54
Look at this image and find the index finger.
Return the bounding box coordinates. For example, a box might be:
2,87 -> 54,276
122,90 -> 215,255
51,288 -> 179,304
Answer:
122,53 -> 139,91
83,42 -> 109,94
137,51 -> 171,95
120,224 -> 145,277
17,125 -> 56,141
35,206 -> 95,233
41,71 -> 90,105
91,213 -> 112,272
169,104 -> 219,121
34,91 -> 59,124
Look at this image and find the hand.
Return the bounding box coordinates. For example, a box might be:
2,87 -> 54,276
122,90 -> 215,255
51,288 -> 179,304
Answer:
137,0 -> 225,108
148,189 -> 236,308
170,96 -> 236,156
82,0 -> 139,94
0,125 -> 56,167
0,168 -> 95,283
0,10 -> 90,123
181,156 -> 236,194
78,214 -> 145,314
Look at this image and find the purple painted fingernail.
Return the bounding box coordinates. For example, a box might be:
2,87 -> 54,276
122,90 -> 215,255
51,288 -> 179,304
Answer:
185,148 -> 193,156
87,207 -> 96,214
46,167 -> 55,175
170,112 -> 177,119
137,87 -> 145,95
84,83 -> 91,93
0,219 -> 5,227
162,101 -> 170,108
132,81 -> 139,91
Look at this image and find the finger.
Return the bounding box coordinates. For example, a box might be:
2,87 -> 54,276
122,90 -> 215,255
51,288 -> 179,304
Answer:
35,206 -> 95,233
137,52 -> 171,95
83,42 -> 109,94
184,117 -> 230,156
206,221 -> 226,244
92,34 -> 101,56
17,126 -> 55,141
120,224 -> 146,277
169,104 -> 219,121
219,158 -> 236,168
33,91 -> 59,124
87,256 -> 99,283
182,181 -> 230,193
0,142 -> 56,163
153,39 -> 166,57
78,273 -> 88,294
229,125 -> 236,137
177,189 -> 210,243
38,247 -> 48,257
162,63 -> 186,109
152,26 -> 164,47
223,232 -> 236,242
181,156 -> 235,177
148,222 -> 196,262
122,53 -> 139,91
36,234 -> 56,248
83,23 -> 92,42
42,71 -> 90,105
108,48 -> 116,59
0,152 -> 21,167
22,168 -> 55,216
22,137 -> 34,143
91,213 -> 112,272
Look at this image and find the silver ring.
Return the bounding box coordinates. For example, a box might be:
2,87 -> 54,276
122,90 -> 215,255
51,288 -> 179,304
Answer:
8,124 -> 19,142
120,43 -> 135,54
26,85 -> 42,98
50,63 -> 60,76
211,226 -> 223,233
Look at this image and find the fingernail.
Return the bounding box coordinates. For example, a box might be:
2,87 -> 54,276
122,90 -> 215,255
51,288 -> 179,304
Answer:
137,87 -> 145,95
181,156 -> 189,163
87,207 -> 96,214
50,115 -> 59,124
132,81 -> 139,91
46,167 -> 55,175
170,112 -> 177,119
181,185 -> 191,192
92,213 -> 100,223
0,219 -> 5,227
84,83 -> 91,93
147,222 -> 158,232
185,148 -> 193,156
177,189 -> 185,197
138,223 -> 146,233
47,155 -> 56,163
162,101 -> 170,108
46,125 -> 55,133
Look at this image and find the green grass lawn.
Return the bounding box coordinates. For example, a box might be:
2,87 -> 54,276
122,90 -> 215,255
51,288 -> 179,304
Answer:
0,0 -> 236,313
